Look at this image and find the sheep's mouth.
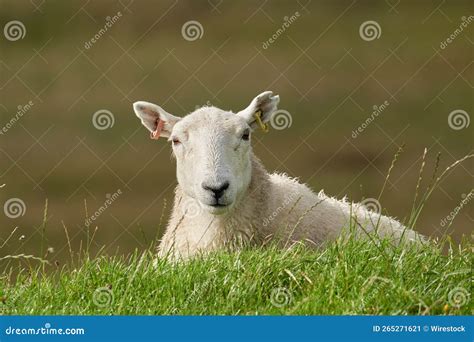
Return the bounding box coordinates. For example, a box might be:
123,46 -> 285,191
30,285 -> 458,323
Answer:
210,203 -> 228,208
203,201 -> 232,215
206,199 -> 230,208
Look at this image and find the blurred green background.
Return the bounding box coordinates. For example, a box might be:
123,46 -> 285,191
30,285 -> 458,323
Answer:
0,1 -> 472,264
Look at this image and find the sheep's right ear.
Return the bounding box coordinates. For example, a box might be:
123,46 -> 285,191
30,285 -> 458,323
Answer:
133,101 -> 181,139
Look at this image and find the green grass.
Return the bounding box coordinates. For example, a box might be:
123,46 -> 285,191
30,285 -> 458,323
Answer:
1,236 -> 471,315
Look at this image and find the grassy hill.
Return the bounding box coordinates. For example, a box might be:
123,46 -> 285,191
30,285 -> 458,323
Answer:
1,236 -> 471,315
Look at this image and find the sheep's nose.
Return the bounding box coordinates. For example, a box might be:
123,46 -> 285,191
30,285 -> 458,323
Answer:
202,181 -> 229,199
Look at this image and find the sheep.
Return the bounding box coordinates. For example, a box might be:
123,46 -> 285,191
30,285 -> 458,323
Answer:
133,91 -> 420,259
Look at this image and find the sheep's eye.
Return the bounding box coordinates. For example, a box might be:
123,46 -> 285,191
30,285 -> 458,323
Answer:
172,137 -> 181,145
241,129 -> 250,141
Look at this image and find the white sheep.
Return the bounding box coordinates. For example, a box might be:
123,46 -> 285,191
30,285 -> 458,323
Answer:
133,91 -> 419,259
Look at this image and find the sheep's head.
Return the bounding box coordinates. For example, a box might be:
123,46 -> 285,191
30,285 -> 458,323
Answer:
133,91 -> 279,215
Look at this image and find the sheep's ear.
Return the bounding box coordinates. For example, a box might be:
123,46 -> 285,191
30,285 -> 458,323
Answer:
133,101 -> 181,139
236,91 -> 280,130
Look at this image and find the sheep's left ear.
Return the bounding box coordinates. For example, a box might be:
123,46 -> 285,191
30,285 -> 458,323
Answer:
133,101 -> 181,139
236,91 -> 280,130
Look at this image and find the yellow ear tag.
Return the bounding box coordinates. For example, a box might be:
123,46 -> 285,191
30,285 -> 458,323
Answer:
254,110 -> 269,133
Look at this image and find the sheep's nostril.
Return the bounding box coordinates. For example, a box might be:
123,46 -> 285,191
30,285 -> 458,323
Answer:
202,181 -> 229,199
